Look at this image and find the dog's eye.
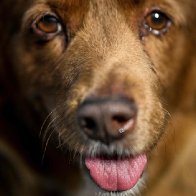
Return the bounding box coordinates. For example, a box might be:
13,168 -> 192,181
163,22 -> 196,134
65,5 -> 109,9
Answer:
32,14 -> 62,40
37,15 -> 60,33
144,10 -> 171,36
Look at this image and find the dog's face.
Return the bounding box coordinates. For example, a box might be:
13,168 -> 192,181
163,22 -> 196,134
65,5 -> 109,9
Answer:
13,0 -> 195,194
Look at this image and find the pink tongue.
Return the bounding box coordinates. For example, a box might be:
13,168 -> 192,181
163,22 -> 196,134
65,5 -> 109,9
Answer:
85,155 -> 147,192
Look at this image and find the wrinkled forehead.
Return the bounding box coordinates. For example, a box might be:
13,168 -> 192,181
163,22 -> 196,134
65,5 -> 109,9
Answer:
34,0 -> 146,12
35,0 -> 185,7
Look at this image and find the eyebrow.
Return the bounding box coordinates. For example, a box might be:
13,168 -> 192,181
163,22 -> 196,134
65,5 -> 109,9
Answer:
47,0 -> 84,7
116,0 -> 144,7
132,0 -> 143,3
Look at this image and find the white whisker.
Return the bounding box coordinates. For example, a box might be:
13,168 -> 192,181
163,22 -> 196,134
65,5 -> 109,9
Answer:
42,129 -> 55,163
39,110 -> 54,138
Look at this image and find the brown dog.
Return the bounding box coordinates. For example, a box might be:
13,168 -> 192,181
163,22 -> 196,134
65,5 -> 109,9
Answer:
0,0 -> 196,195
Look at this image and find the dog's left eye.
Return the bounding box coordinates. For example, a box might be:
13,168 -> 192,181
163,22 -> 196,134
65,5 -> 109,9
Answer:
144,10 -> 171,35
32,14 -> 62,40
37,15 -> 60,33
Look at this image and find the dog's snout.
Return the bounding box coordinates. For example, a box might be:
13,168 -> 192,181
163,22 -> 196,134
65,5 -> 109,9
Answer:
77,96 -> 137,144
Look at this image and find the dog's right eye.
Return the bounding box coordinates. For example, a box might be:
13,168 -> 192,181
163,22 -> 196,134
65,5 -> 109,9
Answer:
142,10 -> 172,37
32,14 -> 63,41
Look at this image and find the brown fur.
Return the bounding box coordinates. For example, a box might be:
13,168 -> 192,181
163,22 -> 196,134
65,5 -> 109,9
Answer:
0,0 -> 196,195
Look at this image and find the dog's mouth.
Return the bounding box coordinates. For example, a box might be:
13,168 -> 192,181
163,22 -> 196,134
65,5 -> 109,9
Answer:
84,154 -> 147,192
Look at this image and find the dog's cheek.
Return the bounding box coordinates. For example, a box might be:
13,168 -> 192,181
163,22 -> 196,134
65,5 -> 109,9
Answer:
13,33 -> 65,96
142,25 -> 193,110
126,91 -> 166,154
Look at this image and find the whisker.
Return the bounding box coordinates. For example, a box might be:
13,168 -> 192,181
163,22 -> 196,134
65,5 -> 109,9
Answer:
42,129 -> 55,164
39,110 -> 54,138
42,115 -> 58,144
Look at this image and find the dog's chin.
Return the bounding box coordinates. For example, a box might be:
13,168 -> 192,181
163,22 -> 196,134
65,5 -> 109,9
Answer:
80,152 -> 147,196
119,175 -> 146,196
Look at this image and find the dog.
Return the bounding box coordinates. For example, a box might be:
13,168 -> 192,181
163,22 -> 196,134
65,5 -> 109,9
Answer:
0,0 -> 196,195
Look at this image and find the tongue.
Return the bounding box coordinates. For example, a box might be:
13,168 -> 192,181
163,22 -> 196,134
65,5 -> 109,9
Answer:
85,154 -> 147,192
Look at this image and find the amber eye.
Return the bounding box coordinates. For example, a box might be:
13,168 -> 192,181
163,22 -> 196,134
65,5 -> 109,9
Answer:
144,10 -> 171,35
32,14 -> 62,40
37,15 -> 60,33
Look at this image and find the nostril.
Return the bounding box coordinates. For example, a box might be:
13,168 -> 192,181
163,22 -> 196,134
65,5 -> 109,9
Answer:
111,112 -> 135,133
79,117 -> 97,133
112,114 -> 131,124
111,115 -> 130,129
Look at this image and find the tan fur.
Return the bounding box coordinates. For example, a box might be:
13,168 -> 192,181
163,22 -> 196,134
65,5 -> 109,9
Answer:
0,0 -> 196,195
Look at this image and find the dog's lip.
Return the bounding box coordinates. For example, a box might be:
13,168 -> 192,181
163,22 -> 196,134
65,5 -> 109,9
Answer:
84,154 -> 147,192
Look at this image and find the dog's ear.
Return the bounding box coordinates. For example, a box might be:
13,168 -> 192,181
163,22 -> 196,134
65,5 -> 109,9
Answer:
173,0 -> 196,112
180,56 -> 196,111
0,0 -> 31,41
0,0 -> 31,73
180,6 -> 196,111
0,0 -> 32,114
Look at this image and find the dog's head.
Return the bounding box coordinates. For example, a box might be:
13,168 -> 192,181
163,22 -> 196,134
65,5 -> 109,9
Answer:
12,0 -> 196,194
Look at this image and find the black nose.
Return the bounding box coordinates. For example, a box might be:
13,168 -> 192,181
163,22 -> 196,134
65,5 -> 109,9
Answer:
77,96 -> 137,144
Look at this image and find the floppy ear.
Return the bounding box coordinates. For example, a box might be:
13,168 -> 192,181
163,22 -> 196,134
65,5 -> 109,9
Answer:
179,56 -> 196,111
0,0 -> 35,124
0,0 -> 31,86
0,0 -> 31,42
174,1 -> 196,112
179,8 -> 196,112
0,0 -> 31,81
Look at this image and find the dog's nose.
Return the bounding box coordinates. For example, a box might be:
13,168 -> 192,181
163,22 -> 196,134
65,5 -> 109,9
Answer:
77,96 -> 137,144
